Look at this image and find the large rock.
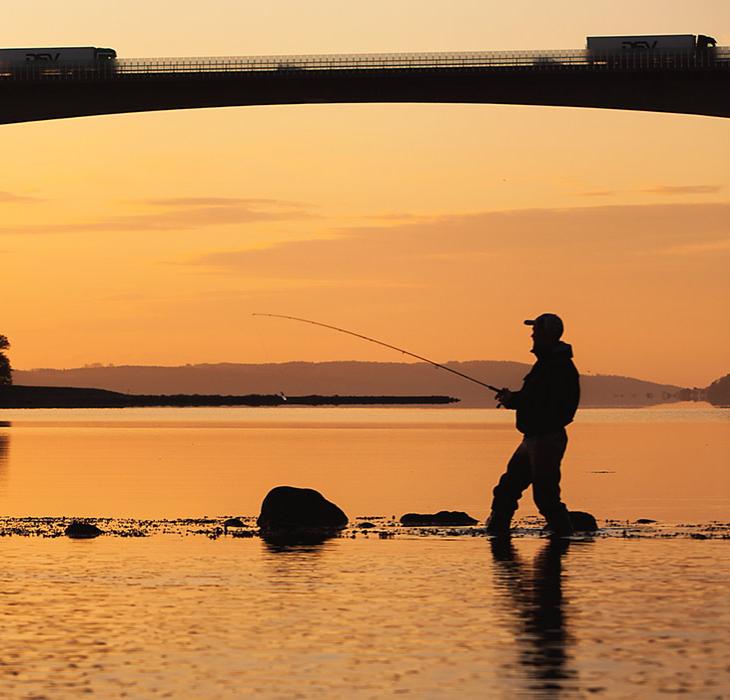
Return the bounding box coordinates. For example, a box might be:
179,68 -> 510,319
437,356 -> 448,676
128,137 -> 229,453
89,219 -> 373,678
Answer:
400,510 -> 478,526
569,511 -> 599,532
257,486 -> 348,531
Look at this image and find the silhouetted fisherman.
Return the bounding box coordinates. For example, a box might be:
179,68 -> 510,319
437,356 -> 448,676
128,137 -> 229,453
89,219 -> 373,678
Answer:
486,313 -> 579,536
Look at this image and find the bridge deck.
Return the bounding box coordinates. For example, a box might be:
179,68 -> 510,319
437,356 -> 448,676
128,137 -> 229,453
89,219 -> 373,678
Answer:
1,48 -> 728,122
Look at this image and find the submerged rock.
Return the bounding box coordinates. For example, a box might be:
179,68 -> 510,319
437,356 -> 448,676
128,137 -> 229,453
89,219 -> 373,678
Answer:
65,521 -> 103,539
257,486 -> 348,531
223,517 -> 245,534
400,511 -> 478,527
569,511 -> 599,532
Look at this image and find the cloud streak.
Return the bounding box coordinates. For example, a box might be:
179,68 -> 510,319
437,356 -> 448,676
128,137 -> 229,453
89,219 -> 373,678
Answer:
577,184 -> 724,197
0,198 -> 313,235
141,196 -> 308,208
641,184 -> 724,195
576,190 -> 617,197
651,238 -> 730,256
185,202 -> 730,286
0,191 -> 42,203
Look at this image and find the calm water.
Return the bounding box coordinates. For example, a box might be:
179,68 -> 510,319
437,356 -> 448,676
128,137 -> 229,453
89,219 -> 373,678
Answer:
1,537 -> 728,698
0,405 -> 727,521
0,406 -> 728,698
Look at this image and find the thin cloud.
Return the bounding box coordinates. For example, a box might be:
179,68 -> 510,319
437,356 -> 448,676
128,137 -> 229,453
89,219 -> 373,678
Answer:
361,212 -> 428,222
576,190 -> 617,197
142,197 -> 308,208
576,185 -> 725,197
184,202 -> 730,283
651,238 -> 730,256
641,184 -> 724,195
0,200 -> 314,235
0,191 -> 42,203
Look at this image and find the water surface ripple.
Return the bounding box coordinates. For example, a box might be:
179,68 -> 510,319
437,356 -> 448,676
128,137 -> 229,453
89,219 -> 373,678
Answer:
0,537 -> 727,698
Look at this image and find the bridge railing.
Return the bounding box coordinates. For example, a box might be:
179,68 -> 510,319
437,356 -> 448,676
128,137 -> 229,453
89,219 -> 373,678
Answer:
116,49 -> 595,73
116,48 -> 730,73
1,47 -> 728,81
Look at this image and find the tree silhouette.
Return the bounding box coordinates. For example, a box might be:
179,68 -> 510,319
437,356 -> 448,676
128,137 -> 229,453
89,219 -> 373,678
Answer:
706,373 -> 730,406
0,335 -> 11,386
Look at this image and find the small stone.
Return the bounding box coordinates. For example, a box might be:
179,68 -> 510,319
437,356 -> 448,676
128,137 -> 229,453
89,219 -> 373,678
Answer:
400,511 -> 478,527
636,518 -> 657,524
65,521 -> 103,539
569,511 -> 599,532
223,517 -> 246,534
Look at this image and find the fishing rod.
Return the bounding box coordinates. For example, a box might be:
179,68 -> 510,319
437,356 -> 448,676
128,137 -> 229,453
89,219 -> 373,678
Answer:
252,313 -> 501,393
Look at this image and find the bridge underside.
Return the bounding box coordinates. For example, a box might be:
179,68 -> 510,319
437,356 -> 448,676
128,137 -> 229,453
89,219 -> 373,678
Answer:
1,67 -> 728,124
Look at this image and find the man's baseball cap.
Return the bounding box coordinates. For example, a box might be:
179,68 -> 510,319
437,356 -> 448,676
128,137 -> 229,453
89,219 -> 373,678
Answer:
524,313 -> 564,338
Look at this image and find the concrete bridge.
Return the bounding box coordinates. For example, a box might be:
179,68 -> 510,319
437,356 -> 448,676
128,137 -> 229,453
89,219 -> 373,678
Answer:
1,47 -> 728,124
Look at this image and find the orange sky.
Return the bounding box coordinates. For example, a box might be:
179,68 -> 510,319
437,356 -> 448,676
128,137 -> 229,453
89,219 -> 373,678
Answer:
2,1 -> 729,386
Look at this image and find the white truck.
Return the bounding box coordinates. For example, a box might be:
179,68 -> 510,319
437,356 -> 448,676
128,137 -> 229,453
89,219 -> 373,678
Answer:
586,35 -> 716,52
0,46 -> 116,74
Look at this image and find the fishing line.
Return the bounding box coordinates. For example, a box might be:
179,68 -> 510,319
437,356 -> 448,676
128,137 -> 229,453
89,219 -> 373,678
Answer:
251,314 -> 287,400
252,313 -> 500,393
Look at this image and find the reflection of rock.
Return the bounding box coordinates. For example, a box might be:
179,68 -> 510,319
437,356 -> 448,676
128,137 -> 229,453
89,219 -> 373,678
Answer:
257,486 -> 348,531
400,511 -> 478,526
0,432 -> 8,466
65,521 -> 103,539
568,511 -> 598,532
230,529 -> 256,538
261,528 -> 340,548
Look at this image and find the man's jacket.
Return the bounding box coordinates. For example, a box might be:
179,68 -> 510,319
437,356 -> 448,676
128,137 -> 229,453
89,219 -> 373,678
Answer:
503,342 -> 580,436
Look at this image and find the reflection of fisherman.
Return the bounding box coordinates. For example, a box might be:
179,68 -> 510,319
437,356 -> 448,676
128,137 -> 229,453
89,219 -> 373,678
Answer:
489,538 -> 575,690
486,314 -> 579,536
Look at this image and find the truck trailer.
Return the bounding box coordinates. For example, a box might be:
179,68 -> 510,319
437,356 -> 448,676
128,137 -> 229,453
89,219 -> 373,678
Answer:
586,35 -> 716,52
0,46 -> 116,76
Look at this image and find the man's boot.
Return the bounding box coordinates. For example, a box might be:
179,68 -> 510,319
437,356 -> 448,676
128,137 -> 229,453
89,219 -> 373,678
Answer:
485,510 -> 513,535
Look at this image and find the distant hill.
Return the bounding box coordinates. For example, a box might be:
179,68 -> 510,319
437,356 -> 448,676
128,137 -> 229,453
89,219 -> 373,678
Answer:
13,361 -> 684,408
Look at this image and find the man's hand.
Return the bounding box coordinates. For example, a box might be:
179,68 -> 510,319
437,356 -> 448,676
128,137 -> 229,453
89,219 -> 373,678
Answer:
495,388 -> 515,409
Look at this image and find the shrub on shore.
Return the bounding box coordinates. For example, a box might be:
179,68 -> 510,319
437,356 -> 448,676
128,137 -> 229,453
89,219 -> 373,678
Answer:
0,335 -> 11,386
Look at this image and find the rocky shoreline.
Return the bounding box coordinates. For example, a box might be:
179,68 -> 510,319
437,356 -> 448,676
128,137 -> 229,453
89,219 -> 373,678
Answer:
2,487 -> 726,541
1,516 -> 727,540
